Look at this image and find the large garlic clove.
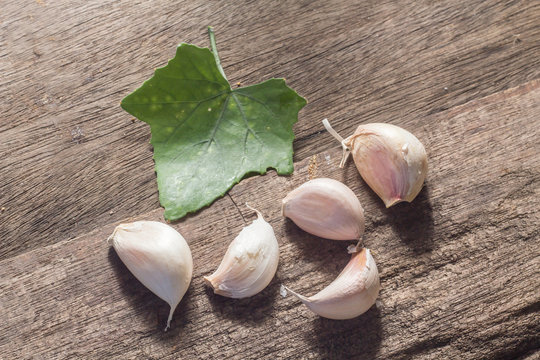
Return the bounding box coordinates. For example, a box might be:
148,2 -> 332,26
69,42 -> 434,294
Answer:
204,205 -> 279,298
284,248 -> 379,320
323,119 -> 428,207
109,221 -> 193,330
282,178 -> 365,240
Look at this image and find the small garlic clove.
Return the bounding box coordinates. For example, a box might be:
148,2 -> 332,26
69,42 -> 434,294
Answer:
109,221 -> 193,330
204,205 -> 279,299
284,248 -> 380,320
282,178 -> 365,240
323,119 -> 428,207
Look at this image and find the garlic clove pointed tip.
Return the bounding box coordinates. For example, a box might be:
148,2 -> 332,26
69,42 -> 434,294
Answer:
164,304 -> 177,331
203,275 -> 216,293
279,284 -> 288,297
245,203 -> 264,219
203,275 -> 213,288
283,285 -> 309,303
384,197 -> 405,208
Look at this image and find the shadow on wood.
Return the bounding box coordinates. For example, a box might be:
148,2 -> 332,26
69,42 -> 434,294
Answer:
386,184 -> 435,254
306,306 -> 382,358
283,218 -> 354,273
107,247 -> 194,334
204,273 -> 283,324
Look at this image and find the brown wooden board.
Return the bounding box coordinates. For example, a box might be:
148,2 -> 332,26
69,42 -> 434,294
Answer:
1,0 -> 540,260
0,79 -> 538,358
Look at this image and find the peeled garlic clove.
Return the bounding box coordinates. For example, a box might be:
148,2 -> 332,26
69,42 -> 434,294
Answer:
323,119 -> 428,207
282,178 -> 365,240
284,248 -> 379,320
109,221 -> 193,330
204,205 -> 279,298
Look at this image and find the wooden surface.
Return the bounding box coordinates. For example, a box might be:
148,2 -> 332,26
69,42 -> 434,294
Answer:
0,0 -> 539,359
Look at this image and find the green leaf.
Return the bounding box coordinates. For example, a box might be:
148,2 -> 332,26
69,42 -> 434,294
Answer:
121,30 -> 306,221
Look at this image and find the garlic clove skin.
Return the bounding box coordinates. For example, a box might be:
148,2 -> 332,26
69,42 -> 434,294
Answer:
344,123 -> 427,207
110,221 -> 193,330
284,248 -> 379,320
282,178 -> 365,240
323,119 -> 428,207
204,206 -> 279,299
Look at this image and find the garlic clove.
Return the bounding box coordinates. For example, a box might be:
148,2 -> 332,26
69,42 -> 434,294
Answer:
323,119 -> 428,207
284,248 -> 379,320
282,178 -> 365,240
204,205 -> 279,298
109,221 -> 193,330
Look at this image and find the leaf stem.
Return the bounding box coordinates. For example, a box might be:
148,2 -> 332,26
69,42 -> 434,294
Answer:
207,26 -> 227,81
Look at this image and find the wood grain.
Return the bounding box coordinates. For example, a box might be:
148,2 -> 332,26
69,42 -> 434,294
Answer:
1,0 -> 540,259
0,80 -> 538,359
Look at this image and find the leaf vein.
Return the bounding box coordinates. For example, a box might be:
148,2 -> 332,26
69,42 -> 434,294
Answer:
234,91 -> 277,116
206,94 -> 231,150
232,94 -> 263,146
155,92 -> 229,145
168,139 -> 209,163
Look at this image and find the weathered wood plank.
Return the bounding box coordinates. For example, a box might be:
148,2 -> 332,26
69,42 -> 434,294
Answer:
0,81 -> 538,359
1,0 -> 539,259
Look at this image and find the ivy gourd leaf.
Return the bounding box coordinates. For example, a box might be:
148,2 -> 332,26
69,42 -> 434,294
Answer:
121,28 -> 306,220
